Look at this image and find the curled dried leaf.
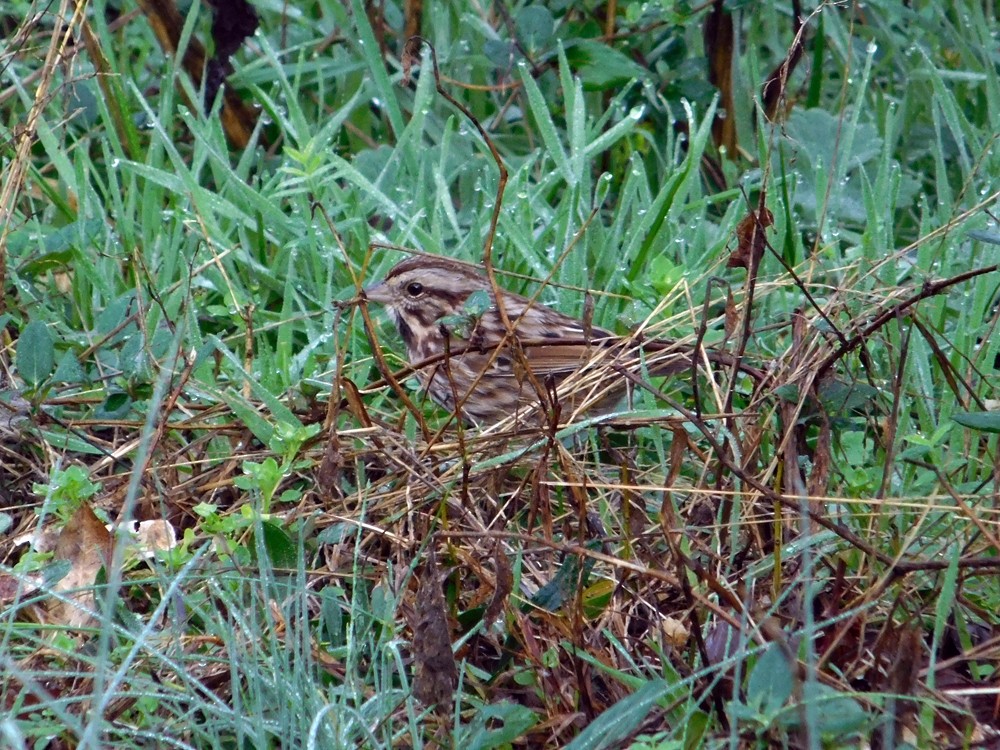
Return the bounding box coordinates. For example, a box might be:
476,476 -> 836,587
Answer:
727,206 -> 774,270
51,503 -> 113,630
402,36 -> 425,86
412,548 -> 458,712
482,543 -> 512,632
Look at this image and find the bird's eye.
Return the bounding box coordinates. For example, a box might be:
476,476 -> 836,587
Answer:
405,282 -> 424,297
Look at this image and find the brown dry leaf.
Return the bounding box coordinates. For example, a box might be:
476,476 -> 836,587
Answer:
724,288 -> 739,340
80,19 -> 133,161
0,572 -> 42,604
412,548 -> 457,712
317,427 -> 343,499
727,205 -> 773,270
806,411 -> 831,497
482,543 -> 513,632
340,377 -> 372,428
882,625 -> 926,747
402,37 -> 425,86
50,503 -> 113,630
660,617 -> 690,649
116,519 -> 177,559
206,0 -> 257,59
403,0 -> 423,41
703,0 -> 737,155
135,0 -> 260,148
760,0 -> 806,120
666,423 -> 687,487
13,523 -> 60,553
203,0 -> 259,111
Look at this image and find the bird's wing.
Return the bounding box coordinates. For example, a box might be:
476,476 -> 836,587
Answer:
443,336 -> 619,380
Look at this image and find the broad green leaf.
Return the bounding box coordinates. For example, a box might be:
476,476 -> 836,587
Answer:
17,320 -> 55,385
254,519 -> 297,570
515,5 -> 554,50
565,40 -> 650,91
952,411 -> 1000,433
746,643 -> 793,716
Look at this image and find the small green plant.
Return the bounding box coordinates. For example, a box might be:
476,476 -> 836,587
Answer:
234,420 -> 321,512
728,644 -> 871,745
31,465 -> 101,523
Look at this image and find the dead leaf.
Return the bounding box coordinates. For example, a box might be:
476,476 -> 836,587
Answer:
50,503 -> 113,630
724,289 -> 739,340
727,204 -> 773,271
806,411 -> 831,498
136,0 -> 261,148
660,617 -> 690,648
703,0 -> 737,155
115,519 -> 177,559
204,0 -> 259,107
404,0 -> 424,41
412,547 -> 457,712
317,429 -> 343,499
761,0 -> 806,120
402,37 -> 425,86
340,377 -> 372,428
482,543 -> 512,633
0,572 -> 42,604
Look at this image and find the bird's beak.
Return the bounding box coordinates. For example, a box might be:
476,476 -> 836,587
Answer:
362,281 -> 391,305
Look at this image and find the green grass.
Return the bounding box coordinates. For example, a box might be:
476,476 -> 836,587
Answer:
1,0 -> 999,747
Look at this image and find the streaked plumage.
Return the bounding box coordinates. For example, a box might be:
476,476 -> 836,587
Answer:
364,255 -> 709,425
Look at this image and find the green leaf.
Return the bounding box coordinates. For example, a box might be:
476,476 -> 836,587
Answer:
649,256 -> 684,296
44,559 -> 72,587
952,411 -> 1000,433
682,709 -> 710,750
19,248 -> 75,276
967,229 -> 1000,246
15,219 -> 105,265
565,679 -> 669,750
817,380 -> 879,415
727,699 -> 763,724
238,457 -> 284,504
515,5 -> 553,50
565,40 -> 650,91
484,38 -> 515,68
810,686 -> 869,736
786,108 -> 882,173
255,519 -> 297,570
463,289 -> 491,316
531,546 -> 599,612
781,683 -> 870,737
773,384 -> 801,402
464,701 -> 537,749
520,61 -> 572,184
746,643 -> 793,716
33,466 -> 100,519
52,350 -> 85,384
320,587 -> 345,647
98,392 -> 132,418
96,295 -> 137,341
17,320 -> 55,385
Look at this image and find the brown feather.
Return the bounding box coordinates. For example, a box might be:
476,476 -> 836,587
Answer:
363,254 -> 752,425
